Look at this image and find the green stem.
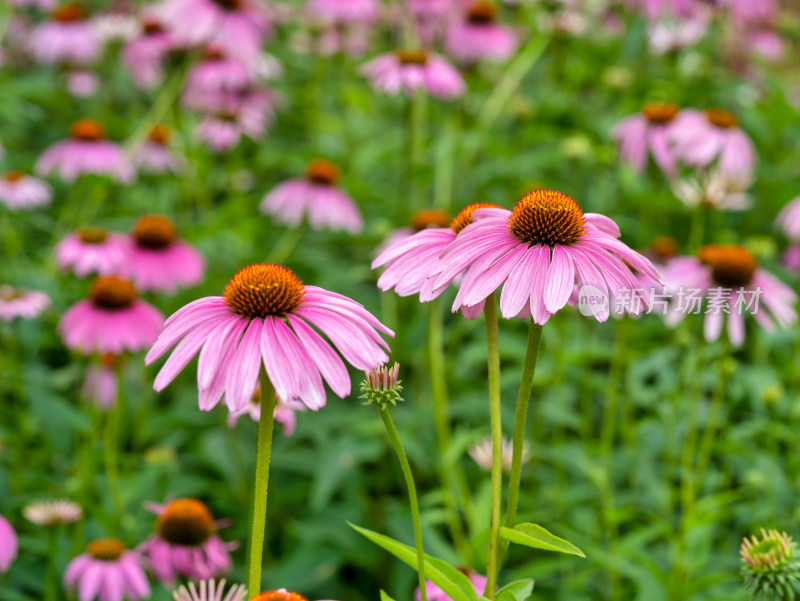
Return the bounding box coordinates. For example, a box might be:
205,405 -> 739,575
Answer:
44,527 -> 58,601
378,408 -> 428,601
248,370 -> 277,596
103,371 -> 123,533
483,293 -> 502,600
498,320 -> 543,564
266,226 -> 304,265
428,300 -> 472,564
687,204 -> 708,253
694,345 -> 730,500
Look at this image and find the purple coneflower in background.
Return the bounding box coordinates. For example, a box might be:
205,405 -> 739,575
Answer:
145,263 -> 393,412
415,570 -> 488,601
226,386 -> 305,435
305,0 -> 380,24
614,103 -> 681,176
122,214 -> 205,293
29,3 -> 101,65
182,47 -> 256,111
65,69 -> 100,97
373,208 -> 452,257
0,285 -> 50,322
775,197 -> 800,273
445,1 -> 518,63
0,171 -> 52,210
55,227 -> 128,277
82,358 -> 119,410
623,0 -> 699,19
133,124 -> 187,174
139,498 -> 235,582
724,0 -> 777,25
426,189 -> 661,323
23,499 -> 83,526
194,107 -> 268,152
361,49 -> 466,99
35,119 -> 134,182
122,14 -> 175,89
0,515 -> 17,573
65,539 -> 151,601
260,159 -> 363,234
59,276 -> 164,354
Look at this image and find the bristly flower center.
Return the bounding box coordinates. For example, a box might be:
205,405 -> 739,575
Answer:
642,102 -> 679,124
508,190 -> 586,246
395,49 -> 429,66
250,591 -> 310,601
305,159 -> 340,186
90,277 -> 137,310
698,244 -> 757,288
0,286 -> 22,301
3,171 -> 25,183
741,529 -> 795,571
87,538 -> 125,561
133,214 -> 178,250
224,264 -> 306,319
705,108 -> 738,129
467,1 -> 497,24
147,124 -> 171,146
450,202 -> 503,234
52,3 -> 86,22
69,119 -> 106,141
157,499 -> 215,547
77,226 -> 108,244
212,0 -> 243,9
142,17 -> 164,35
411,209 -> 451,231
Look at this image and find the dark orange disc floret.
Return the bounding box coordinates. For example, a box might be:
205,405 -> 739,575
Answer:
705,108 -> 738,129
142,17 -> 164,35
450,202 -> 503,234
650,235 -> 679,261
90,277 -> 137,310
224,264 -> 305,318
642,103 -> 680,124
77,226 -> 108,244
52,3 -> 86,22
395,49 -> 429,66
133,214 -> 178,250
467,1 -> 497,24
147,124 -> 171,146
3,171 -> 25,183
69,119 -> 106,141
212,0 -> 242,9
250,591 -> 310,601
698,244 -> 757,288
410,209 -> 451,231
157,499 -> 216,547
508,190 -> 585,246
305,159 -> 340,186
87,538 -> 125,561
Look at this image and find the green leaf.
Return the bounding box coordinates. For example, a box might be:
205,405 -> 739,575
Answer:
348,522 -> 478,601
496,579 -> 535,601
499,524 -> 586,558
380,591 -> 397,601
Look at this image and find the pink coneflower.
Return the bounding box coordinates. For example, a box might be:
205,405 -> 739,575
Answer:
372,203 -> 501,315
415,570 -> 488,601
173,579 -> 248,601
426,190 -> 661,323
91,6 -> 140,42
139,498 -> 235,582
746,26 -> 784,62
623,0 -> 699,19
133,124 -> 187,174
373,209 -> 452,257
647,10 -> 710,54
724,0 -> 777,25
361,49 -> 466,99
306,0 -> 380,23
65,69 -> 99,97
145,263 -> 393,412
82,356 -> 119,410
0,515 -> 17,573
122,15 -> 175,89
226,386 -> 305,434
59,276 -> 164,355
614,103 -> 681,176
194,108 -> 266,152
781,246 -> 800,274
670,108 -> 757,177
776,197 -> 800,241
670,169 -> 752,212
122,214 -> 204,293
0,171 -> 52,210
0,285 -> 50,321
445,2 -> 517,62
162,0 -> 271,61
55,227 -> 128,277
65,539 -> 151,601
662,244 -> 797,346
182,47 -> 256,111
23,499 -> 83,526
260,159 -> 363,234
35,119 -> 135,183
29,3 -> 101,66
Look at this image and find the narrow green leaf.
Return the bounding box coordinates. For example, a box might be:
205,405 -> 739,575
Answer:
499,524 -> 585,558
380,591 -> 397,601
496,579 -> 535,601
348,522 -> 478,601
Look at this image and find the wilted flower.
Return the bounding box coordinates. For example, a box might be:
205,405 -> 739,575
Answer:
0,285 -> 50,322
670,169 -> 752,212
361,50 -> 466,99
740,529 -> 800,600
360,362 -> 402,409
23,499 -> 83,526
65,539 -> 150,601
55,227 -> 128,277
0,515 -> 17,573
469,436 -> 530,472
173,579 -> 248,601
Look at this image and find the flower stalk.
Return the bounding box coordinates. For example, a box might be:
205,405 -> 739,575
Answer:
483,292 -> 502,600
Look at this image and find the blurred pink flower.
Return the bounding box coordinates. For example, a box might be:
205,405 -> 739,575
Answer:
305,0 -> 380,23
373,208 -> 452,257
55,228 -> 128,277
0,285 -> 50,322
133,124 -> 187,174
724,0 -> 777,25
781,245 -> 800,274
65,539 -> 150,601
35,119 -> 134,183
9,0 -> 55,7
661,245 -> 797,346
65,69 -> 99,97
747,27 -> 784,62
29,4 -> 101,65
122,15 -> 175,89
0,171 -> 52,210
415,571 -> 487,601
614,102 -> 681,175
776,197 -> 800,241
647,10 -> 710,54
139,498 -> 235,583
226,388 -> 305,435
361,49 -> 465,98
445,1 -> 518,62
82,362 -> 119,410
0,515 -> 17,573
670,108 -> 756,177
122,214 -> 205,294
670,169 -> 752,212
624,0 -> 699,19
182,47 -> 256,111
59,276 -> 164,355
260,159 -> 363,233
145,263 -> 393,412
